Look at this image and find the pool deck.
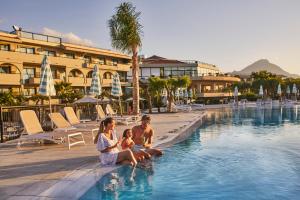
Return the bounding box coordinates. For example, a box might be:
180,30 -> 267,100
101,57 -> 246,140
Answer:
0,110 -> 209,200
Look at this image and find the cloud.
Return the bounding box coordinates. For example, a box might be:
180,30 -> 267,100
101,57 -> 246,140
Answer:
0,18 -> 4,24
42,27 -> 94,46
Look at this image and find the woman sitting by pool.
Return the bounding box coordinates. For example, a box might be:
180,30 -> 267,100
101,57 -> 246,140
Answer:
94,117 -> 137,167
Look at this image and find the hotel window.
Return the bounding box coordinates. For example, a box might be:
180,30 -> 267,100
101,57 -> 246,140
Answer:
44,50 -> 56,57
0,66 -> 11,74
23,68 -> 35,83
141,68 -> 151,78
98,57 -> 106,65
65,53 -> 75,59
84,55 -> 91,62
0,44 -> 10,51
23,88 -> 36,96
164,67 -> 172,77
20,47 -> 35,54
151,68 -> 160,77
127,69 -> 132,77
103,72 -> 113,79
118,71 -> 127,82
112,59 -> 118,66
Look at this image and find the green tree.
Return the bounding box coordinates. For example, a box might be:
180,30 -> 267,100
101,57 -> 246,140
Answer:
108,2 -> 143,115
164,76 -> 191,112
55,82 -> 83,103
148,77 -> 165,113
0,92 -> 17,106
29,94 -> 48,105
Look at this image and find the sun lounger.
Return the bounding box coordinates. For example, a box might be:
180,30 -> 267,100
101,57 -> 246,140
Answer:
19,110 -> 85,149
105,104 -> 138,125
171,103 -> 192,112
105,104 -> 118,117
49,112 -> 99,141
190,103 -> 205,110
64,107 -> 96,126
95,105 -> 107,120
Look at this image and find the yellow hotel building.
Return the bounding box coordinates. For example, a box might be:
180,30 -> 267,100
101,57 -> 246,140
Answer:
0,28 -> 131,96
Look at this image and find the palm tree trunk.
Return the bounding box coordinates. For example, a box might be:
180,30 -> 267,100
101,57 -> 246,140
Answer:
132,47 -> 140,114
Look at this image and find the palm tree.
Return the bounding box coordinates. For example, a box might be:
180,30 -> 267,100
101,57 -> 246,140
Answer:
108,2 -> 143,114
148,77 -> 165,113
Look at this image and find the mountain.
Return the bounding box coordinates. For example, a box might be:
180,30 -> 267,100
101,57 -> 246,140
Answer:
231,59 -> 299,78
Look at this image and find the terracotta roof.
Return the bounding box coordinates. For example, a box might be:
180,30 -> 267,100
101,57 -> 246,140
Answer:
142,55 -> 186,64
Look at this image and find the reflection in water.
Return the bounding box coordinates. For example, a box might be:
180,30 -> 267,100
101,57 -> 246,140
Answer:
80,106 -> 300,200
81,163 -> 155,200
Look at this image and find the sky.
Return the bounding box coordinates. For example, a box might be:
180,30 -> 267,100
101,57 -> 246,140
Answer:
0,0 -> 300,74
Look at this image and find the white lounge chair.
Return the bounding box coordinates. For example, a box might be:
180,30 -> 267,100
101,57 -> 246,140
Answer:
105,104 -> 139,125
171,103 -> 192,112
49,112 -> 99,141
64,107 -> 98,127
190,103 -> 205,111
95,105 -> 107,120
19,110 -> 85,150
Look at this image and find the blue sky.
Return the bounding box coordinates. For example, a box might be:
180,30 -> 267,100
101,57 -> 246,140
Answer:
1,0 -> 300,74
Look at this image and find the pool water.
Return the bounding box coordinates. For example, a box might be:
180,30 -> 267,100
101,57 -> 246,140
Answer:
80,107 -> 300,200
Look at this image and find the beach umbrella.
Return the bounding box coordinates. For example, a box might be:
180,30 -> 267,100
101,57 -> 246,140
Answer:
89,65 -> 102,109
38,55 -> 56,114
175,88 -> 179,99
292,83 -> 297,94
277,84 -> 282,95
188,88 -> 193,98
234,86 -> 238,97
184,89 -> 189,98
179,88 -> 184,98
286,86 -> 291,94
89,65 -> 102,97
259,85 -> 264,96
111,73 -> 123,115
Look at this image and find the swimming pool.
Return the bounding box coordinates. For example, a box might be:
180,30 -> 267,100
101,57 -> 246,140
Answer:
80,107 -> 300,200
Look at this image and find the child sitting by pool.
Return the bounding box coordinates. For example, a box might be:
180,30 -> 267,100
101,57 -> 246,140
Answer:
121,129 -> 151,162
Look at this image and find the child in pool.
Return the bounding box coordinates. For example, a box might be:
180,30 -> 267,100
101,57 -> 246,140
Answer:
121,129 -> 151,161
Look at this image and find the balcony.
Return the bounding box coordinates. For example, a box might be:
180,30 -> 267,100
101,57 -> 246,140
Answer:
191,75 -> 240,82
68,77 -> 85,86
0,73 -> 21,85
27,76 -> 64,85
0,50 -> 131,73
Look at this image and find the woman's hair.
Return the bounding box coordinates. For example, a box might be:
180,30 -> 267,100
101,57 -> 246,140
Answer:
122,129 -> 131,138
94,117 -> 114,144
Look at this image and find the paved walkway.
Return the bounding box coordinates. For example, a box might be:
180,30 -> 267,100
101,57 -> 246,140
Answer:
0,111 -> 206,200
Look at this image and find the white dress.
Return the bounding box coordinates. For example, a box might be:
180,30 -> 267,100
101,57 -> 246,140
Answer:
97,131 -> 120,166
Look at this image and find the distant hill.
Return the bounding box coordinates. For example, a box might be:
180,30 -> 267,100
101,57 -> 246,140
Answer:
231,59 -> 299,78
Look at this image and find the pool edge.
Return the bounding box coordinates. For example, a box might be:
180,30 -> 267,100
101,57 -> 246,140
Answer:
39,111 -> 207,199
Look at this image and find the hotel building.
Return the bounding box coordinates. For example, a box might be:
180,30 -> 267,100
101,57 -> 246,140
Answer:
128,55 -> 240,98
0,27 -> 131,96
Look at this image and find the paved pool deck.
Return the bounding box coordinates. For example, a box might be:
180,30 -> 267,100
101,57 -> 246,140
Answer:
0,110 -> 209,200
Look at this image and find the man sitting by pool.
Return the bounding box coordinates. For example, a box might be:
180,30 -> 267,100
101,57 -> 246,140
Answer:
132,115 -> 163,156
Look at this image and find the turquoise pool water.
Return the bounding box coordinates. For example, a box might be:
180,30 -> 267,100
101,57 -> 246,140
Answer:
80,107 -> 300,200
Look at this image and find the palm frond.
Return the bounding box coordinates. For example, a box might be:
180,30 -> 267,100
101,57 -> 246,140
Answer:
108,2 -> 143,54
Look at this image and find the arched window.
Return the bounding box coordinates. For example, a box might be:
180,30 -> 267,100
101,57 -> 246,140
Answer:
68,69 -> 84,78
103,72 -> 113,79
0,64 -> 20,74
86,70 -> 93,78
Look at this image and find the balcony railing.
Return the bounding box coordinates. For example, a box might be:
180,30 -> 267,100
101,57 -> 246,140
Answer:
17,30 -> 62,44
0,73 -> 21,85
0,48 -> 130,69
